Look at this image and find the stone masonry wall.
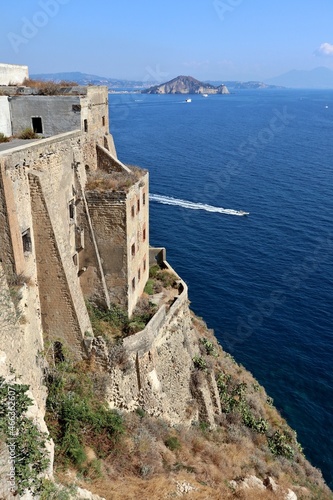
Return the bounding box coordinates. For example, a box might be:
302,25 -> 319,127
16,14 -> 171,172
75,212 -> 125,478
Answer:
86,191 -> 128,308
0,132 -> 102,359
10,95 -> 82,137
29,174 -> 87,359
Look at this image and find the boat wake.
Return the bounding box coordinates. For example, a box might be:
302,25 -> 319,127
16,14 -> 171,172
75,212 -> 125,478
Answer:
149,194 -> 249,216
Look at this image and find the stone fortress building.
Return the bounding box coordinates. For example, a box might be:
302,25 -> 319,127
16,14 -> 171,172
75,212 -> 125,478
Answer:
0,62 -> 216,456
0,63 -> 150,361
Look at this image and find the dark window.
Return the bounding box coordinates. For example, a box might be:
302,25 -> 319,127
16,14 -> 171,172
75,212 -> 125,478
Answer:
143,228 -> 146,241
72,104 -> 81,112
132,277 -> 135,291
84,119 -> 88,132
143,257 -> 146,272
138,269 -> 141,282
32,117 -> 43,134
131,243 -> 135,257
131,205 -> 135,217
22,229 -> 32,253
137,199 -> 140,213
69,200 -> 75,221
143,192 -> 146,205
102,116 -> 106,126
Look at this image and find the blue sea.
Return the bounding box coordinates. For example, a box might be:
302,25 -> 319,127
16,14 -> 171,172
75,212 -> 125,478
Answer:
109,90 -> 333,488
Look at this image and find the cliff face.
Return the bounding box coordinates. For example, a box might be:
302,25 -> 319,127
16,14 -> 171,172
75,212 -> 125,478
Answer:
142,75 -> 230,95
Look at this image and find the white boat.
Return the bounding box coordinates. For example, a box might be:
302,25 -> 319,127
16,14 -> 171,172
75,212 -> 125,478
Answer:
185,98 -> 192,103
202,94 -> 208,97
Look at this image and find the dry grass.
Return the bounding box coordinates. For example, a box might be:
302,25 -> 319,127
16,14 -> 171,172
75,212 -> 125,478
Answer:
22,78 -> 78,95
52,312 -> 333,500
86,167 -> 146,193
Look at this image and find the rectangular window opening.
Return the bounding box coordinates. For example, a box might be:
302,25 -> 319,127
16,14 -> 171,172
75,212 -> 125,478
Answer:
137,199 -> 140,213
138,269 -> 141,282
102,116 -> 106,126
132,277 -> 135,291
69,199 -> 75,221
131,243 -> 135,257
84,119 -> 88,132
22,229 -> 32,253
143,228 -> 146,242
131,205 -> 135,218
32,117 -> 43,134
143,257 -> 146,272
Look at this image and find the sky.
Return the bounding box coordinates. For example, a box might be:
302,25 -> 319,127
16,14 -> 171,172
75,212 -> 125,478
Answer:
1,0 -> 333,82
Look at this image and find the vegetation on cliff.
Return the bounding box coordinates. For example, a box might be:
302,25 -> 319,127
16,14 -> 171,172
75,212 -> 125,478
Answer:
43,315 -> 332,500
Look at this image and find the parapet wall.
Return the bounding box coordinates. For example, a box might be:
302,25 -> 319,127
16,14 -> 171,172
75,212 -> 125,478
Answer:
0,63 -> 28,85
123,258 -> 188,356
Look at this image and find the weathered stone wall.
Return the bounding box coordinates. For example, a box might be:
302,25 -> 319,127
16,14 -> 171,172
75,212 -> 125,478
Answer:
85,191 -> 128,308
0,132 -> 99,358
0,97 -> 12,136
126,173 -> 149,316
80,87 -> 109,136
10,95 -> 82,137
106,268 -> 220,426
0,63 -> 28,85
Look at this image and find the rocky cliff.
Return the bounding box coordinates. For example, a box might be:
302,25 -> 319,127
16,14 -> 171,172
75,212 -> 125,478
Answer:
142,75 -> 229,95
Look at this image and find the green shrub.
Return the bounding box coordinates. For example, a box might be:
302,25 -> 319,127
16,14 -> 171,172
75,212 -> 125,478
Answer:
268,430 -> 295,459
144,279 -> 154,295
164,436 -> 181,451
216,373 -> 268,433
46,363 -> 124,468
0,132 -> 10,143
200,338 -> 218,356
149,264 -> 160,278
0,377 -> 50,495
193,355 -> 208,371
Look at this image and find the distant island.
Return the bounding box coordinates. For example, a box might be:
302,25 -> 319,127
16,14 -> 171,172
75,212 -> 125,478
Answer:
142,75 -> 230,94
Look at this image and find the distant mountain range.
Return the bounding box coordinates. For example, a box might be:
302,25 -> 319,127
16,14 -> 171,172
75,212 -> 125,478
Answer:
30,72 -> 155,89
31,68 -> 333,90
266,67 -> 333,89
207,80 -> 283,90
142,75 -> 229,94
30,72 -> 282,91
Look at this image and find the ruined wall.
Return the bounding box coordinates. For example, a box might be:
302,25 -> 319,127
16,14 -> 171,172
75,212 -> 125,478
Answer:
10,95 -> 82,137
0,63 -> 28,85
0,97 -> 12,136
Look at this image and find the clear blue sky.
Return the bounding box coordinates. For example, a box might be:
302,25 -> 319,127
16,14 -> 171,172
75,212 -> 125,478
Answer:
2,0 -> 333,82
